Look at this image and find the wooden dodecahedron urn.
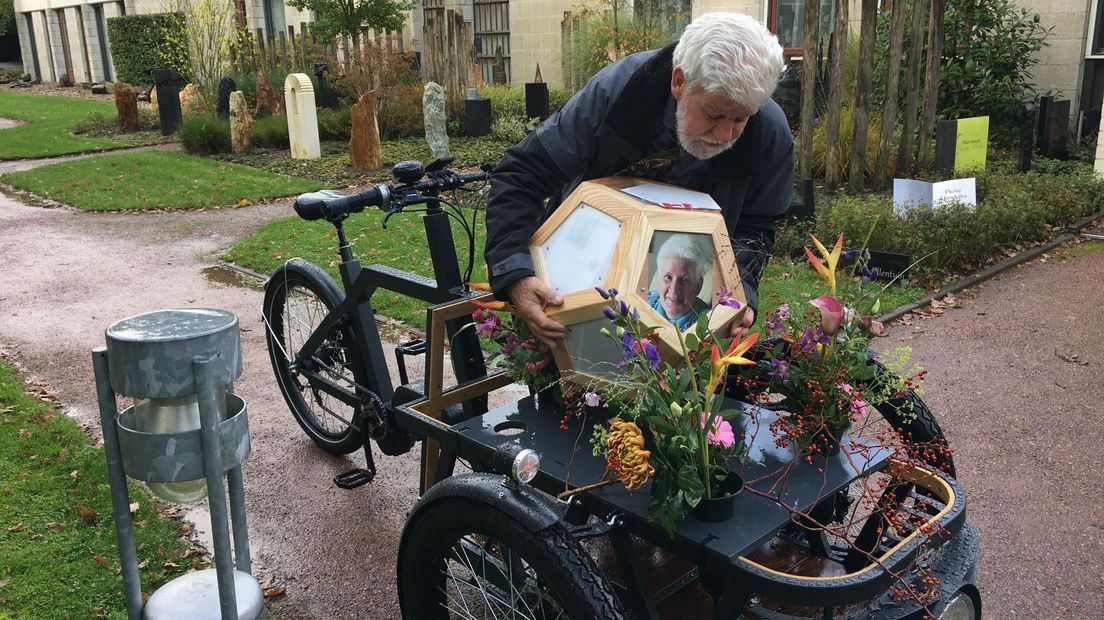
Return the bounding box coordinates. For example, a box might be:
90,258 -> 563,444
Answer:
531,177 -> 746,387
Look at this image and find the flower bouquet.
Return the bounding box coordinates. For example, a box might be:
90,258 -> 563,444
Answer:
470,300 -> 558,393
588,288 -> 759,533
746,234 -> 922,456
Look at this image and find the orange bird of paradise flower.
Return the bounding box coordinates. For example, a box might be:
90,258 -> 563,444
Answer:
705,332 -> 760,398
804,233 -> 844,295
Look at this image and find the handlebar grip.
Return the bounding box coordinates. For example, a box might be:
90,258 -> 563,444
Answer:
293,186 -> 389,221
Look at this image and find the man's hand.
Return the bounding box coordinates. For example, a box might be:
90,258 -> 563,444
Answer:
507,276 -> 566,348
729,307 -> 755,340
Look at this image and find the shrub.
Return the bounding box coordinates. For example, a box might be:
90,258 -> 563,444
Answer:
252,114 -> 290,149
179,114 -> 231,154
562,7 -> 680,89
73,108 -> 161,136
940,0 -> 1051,146
378,84 -> 424,139
317,107 -> 352,141
106,13 -> 190,86
774,168 -> 1104,285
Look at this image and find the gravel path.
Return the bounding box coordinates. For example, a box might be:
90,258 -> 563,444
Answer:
0,178 -> 1101,618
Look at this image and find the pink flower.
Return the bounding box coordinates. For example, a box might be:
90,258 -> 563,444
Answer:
809,295 -> 845,336
584,391 -> 601,407
838,383 -> 870,420
701,414 -> 736,448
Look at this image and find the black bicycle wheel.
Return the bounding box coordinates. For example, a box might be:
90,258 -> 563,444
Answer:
397,497 -> 626,620
263,259 -> 362,454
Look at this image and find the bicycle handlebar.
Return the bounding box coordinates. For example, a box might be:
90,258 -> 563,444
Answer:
292,163 -> 489,223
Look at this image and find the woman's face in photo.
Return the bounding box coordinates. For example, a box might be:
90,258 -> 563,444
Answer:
658,257 -> 703,317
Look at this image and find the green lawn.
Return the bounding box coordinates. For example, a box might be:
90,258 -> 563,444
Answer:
0,358 -> 195,618
1,150 -> 323,211
0,91 -> 120,159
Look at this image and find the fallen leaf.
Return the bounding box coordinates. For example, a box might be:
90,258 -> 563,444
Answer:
70,470 -> 79,482
129,502 -> 140,514
6,523 -> 25,533
29,534 -> 43,541
18,428 -> 30,439
92,555 -> 108,566
163,561 -> 179,570
262,586 -> 286,599
45,522 -> 66,531
178,522 -> 194,536
58,448 -> 68,464
73,504 -> 99,525
137,560 -> 149,569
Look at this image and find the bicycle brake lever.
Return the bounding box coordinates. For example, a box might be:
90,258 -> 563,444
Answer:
382,208 -> 399,229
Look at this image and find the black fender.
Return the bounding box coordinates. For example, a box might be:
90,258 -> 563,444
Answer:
408,472 -> 568,533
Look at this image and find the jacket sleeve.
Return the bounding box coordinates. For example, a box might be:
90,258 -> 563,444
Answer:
483,60 -> 636,300
731,101 -> 795,313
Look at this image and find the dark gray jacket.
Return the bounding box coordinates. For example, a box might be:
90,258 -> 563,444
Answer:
485,44 -> 794,311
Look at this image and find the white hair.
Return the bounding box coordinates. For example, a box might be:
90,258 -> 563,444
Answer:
672,12 -> 785,112
656,234 -> 712,282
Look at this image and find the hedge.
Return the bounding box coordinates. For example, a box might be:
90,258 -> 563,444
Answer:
106,13 -> 188,86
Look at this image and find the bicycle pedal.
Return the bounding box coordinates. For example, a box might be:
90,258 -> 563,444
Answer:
334,467 -> 376,489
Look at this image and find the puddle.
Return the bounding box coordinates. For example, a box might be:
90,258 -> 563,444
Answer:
201,265 -> 265,291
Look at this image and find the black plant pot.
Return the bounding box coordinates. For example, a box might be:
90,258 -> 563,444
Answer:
690,472 -> 745,522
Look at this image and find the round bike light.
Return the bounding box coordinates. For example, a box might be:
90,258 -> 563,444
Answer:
937,590 -> 978,620
511,449 -> 540,485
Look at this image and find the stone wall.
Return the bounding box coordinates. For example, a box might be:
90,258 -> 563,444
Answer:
1019,0 -> 1092,119
509,0 -> 571,88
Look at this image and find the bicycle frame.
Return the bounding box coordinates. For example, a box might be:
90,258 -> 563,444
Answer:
290,192 -> 489,453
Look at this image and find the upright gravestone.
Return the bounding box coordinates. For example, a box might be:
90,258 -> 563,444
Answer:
284,73 -> 321,160
114,82 -> 139,133
423,82 -> 450,160
1039,99 -> 1071,160
229,91 -> 253,154
525,64 -> 549,120
254,73 -> 284,118
465,88 -> 492,138
151,69 -> 181,135
216,77 -> 236,119
492,47 -> 507,85
349,91 -> 382,171
178,83 -> 199,117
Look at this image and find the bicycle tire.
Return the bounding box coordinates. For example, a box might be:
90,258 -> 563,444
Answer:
263,259 -> 362,454
397,498 -> 626,620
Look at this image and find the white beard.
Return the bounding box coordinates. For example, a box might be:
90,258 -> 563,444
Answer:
675,97 -> 737,160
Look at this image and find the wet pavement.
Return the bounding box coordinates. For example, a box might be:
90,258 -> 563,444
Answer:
0,174 -> 1102,617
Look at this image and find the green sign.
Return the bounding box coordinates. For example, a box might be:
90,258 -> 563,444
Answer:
954,116 -> 989,173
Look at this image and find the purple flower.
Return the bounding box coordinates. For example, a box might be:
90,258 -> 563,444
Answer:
618,300 -> 629,316
644,341 -> 660,369
767,358 -> 789,379
502,332 -> 521,355
584,391 -> 601,407
798,326 -> 828,354
618,331 -> 636,368
717,286 -> 743,310
595,286 -> 610,299
603,305 -> 617,321
474,312 -> 502,337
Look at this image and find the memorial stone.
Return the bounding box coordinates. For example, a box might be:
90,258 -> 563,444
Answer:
216,77 -> 237,119
230,91 -> 253,154
114,82 -> 139,133
284,73 -> 321,160
178,83 -> 199,117
349,91 -> 382,171
525,64 -> 549,120
151,69 -> 181,135
1039,99 -> 1070,160
150,87 -> 159,114
254,73 -> 284,118
423,82 -> 450,160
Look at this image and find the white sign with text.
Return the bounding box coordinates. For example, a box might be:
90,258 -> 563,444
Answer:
892,178 -> 977,215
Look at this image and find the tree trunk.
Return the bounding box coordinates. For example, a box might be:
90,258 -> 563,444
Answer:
916,0 -> 946,171
799,0 -> 821,180
873,0 -> 909,188
897,0 -> 930,176
848,0 -> 878,192
825,0 -> 849,191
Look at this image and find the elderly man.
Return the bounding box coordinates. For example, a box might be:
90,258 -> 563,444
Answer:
485,12 -> 792,346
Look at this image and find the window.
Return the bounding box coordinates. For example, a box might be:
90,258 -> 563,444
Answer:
769,0 -> 836,55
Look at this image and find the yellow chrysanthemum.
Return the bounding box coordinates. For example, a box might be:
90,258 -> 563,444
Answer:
606,419 -> 654,490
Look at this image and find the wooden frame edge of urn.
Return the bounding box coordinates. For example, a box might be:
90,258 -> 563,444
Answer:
532,177 -> 746,388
